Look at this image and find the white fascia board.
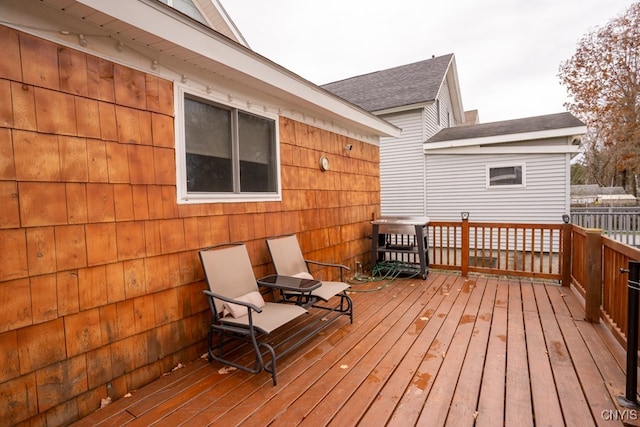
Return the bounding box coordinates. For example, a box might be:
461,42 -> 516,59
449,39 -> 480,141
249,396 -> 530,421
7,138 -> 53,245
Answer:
423,145 -> 582,155
423,125 -> 586,150
200,0 -> 250,47
75,0 -> 399,138
445,57 -> 465,122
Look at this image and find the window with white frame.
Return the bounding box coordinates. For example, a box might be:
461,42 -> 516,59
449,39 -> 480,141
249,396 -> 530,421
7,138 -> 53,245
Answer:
486,164 -> 525,188
176,90 -> 279,202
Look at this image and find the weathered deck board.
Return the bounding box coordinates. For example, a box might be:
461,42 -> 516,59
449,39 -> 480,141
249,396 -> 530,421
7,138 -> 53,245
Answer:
534,283 -> 597,426
385,275 -> 474,426
445,276 -> 496,427
71,272 -> 632,427
505,280 -> 533,427
522,282 -> 565,426
475,279 -> 508,427
414,276 -> 485,426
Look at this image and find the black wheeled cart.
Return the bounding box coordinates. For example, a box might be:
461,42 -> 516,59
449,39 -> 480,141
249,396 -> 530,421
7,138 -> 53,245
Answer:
371,216 -> 430,279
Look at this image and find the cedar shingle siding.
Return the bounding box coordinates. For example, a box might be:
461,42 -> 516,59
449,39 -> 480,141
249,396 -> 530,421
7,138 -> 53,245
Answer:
0,26 -> 380,425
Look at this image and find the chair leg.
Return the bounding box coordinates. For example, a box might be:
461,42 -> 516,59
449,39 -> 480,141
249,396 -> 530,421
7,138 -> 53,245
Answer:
207,327 -> 224,362
248,330 -> 266,375
260,342 -> 278,386
207,328 -> 214,362
342,293 -> 353,323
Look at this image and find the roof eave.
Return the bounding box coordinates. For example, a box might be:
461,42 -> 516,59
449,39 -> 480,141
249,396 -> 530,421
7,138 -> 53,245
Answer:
14,0 -> 399,140
86,0 -> 400,138
423,145 -> 582,155
424,125 -> 587,150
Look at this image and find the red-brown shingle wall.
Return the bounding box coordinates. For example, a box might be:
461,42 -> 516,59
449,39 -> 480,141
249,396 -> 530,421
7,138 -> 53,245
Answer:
0,26 -> 380,425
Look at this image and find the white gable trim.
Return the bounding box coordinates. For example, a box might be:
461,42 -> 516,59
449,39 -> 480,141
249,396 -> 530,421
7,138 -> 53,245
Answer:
195,0 -> 249,47
442,56 -> 465,124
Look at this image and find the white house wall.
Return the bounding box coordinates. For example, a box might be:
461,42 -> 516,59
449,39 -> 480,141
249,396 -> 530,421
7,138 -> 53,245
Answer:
425,153 -> 569,223
379,109 -> 427,216
378,80 -> 457,217
423,80 -> 454,135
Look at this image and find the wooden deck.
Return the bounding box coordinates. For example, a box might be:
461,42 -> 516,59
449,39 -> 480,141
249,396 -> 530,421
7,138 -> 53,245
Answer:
72,272 -> 637,426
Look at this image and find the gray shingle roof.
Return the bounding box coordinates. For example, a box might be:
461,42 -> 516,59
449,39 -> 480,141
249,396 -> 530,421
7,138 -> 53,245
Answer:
426,112 -> 585,143
321,54 -> 454,112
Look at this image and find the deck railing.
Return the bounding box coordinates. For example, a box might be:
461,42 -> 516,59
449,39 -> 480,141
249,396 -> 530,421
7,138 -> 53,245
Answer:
569,226 -> 640,346
413,218 -> 640,347
427,219 -> 565,281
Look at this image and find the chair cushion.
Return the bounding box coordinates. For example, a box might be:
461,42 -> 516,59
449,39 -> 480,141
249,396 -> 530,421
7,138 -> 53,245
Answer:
222,302 -> 307,334
309,281 -> 350,301
223,291 -> 266,318
290,272 -> 349,302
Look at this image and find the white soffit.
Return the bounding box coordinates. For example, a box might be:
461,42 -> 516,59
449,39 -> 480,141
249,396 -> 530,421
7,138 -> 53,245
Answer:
8,0 -> 400,141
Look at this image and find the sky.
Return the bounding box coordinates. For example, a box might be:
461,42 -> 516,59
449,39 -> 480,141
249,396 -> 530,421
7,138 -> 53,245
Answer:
220,0 -> 637,124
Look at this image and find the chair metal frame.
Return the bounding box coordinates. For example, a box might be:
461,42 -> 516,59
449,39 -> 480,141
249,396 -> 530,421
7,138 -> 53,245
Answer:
265,234 -> 354,323
200,242 -> 344,385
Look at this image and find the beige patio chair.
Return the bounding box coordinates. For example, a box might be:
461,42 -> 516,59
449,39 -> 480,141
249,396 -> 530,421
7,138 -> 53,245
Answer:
265,234 -> 353,322
200,243 -> 311,386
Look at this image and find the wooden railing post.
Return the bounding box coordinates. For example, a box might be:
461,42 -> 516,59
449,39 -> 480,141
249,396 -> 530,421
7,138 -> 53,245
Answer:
585,228 -> 602,323
461,214 -> 469,278
562,222 -> 572,287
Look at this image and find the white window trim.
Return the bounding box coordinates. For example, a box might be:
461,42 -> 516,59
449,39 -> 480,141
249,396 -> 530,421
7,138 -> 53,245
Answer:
174,85 -> 282,204
485,163 -> 526,189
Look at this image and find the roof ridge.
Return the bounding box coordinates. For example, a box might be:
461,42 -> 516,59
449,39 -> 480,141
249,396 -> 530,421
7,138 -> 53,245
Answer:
322,53 -> 453,86
321,54 -> 455,112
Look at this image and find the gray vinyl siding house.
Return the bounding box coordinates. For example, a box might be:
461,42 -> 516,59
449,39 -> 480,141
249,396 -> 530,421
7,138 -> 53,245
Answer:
324,54 -> 465,217
426,153 -> 568,222
424,113 -> 585,222
379,110 -> 425,216
323,55 -> 586,224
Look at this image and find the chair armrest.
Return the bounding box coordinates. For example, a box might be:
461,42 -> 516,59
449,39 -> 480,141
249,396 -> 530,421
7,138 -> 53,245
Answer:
203,290 -> 263,316
305,260 -> 350,281
305,260 -> 350,271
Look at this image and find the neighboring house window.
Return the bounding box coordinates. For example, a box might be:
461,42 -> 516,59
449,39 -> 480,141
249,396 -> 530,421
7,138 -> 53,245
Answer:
447,112 -> 451,128
176,88 -> 280,203
486,164 -> 525,188
436,99 -> 441,125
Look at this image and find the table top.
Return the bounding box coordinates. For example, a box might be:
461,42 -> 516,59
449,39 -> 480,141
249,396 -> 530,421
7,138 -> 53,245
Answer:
257,274 -> 321,292
371,216 -> 429,226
